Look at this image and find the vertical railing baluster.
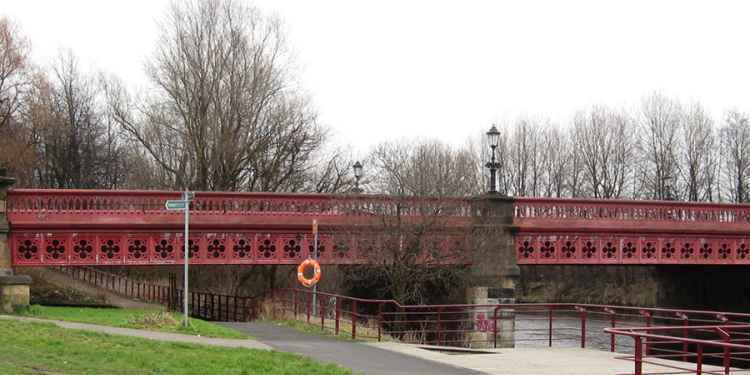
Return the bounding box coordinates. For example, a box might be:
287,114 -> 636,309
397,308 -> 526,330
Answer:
634,336 -> 643,375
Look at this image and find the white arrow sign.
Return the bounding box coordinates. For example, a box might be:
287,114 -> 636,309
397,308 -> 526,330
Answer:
165,200 -> 188,210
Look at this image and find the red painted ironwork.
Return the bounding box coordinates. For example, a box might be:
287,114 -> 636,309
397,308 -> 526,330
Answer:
515,197 -> 750,265
8,189 -> 750,266
607,324 -> 750,375
6,189 -> 471,266
271,288 -> 750,350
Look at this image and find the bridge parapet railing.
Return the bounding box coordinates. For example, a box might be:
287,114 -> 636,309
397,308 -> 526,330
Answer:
6,189 -> 473,219
514,197 -> 750,226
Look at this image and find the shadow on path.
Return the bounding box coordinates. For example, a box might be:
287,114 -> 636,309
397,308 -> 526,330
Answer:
220,322 -> 486,375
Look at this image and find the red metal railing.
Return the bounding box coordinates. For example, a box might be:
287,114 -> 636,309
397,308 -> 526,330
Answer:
57,266 -> 173,306
514,197 -> 750,226
6,189 -> 473,218
58,266 -> 259,322
607,324 -> 750,374
270,288 -> 750,352
514,197 -> 750,265
174,288 -> 260,322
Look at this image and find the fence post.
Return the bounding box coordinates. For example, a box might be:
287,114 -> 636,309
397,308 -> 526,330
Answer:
377,302 -> 383,342
320,296 -> 325,331
639,310 -> 652,356
335,296 -> 341,335
307,292 -> 312,323
191,292 -> 196,315
604,308 -> 616,352
352,300 -> 358,340
292,290 -> 298,319
577,307 -> 587,348
234,296 -> 238,321
718,327 -> 731,374
436,307 -> 443,346
493,307 -> 499,349
697,343 -> 703,375
678,313 -> 689,362
634,336 -> 643,375
548,308 -> 553,347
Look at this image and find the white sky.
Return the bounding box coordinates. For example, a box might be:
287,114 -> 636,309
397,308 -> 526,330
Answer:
3,1 -> 750,154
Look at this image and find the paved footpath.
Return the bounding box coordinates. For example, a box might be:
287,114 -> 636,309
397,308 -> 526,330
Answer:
0,315 -> 271,350
221,321 -> 486,375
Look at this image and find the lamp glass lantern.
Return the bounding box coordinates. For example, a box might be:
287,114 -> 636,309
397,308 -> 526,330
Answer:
487,125 -> 500,149
485,125 -> 501,194
352,161 -> 364,193
353,161 -> 363,179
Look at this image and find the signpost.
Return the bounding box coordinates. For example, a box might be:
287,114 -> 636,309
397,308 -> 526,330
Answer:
312,220 -> 318,315
165,191 -> 194,327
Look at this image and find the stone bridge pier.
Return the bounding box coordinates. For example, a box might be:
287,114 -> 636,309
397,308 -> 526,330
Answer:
0,172 -> 31,313
467,195 -> 519,348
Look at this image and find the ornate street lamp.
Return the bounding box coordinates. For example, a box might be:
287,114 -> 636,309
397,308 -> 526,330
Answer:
485,125 -> 501,194
352,161 -> 364,193
662,175 -> 674,201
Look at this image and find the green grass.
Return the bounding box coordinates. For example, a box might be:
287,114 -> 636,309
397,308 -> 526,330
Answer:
0,319 -> 358,375
20,305 -> 248,339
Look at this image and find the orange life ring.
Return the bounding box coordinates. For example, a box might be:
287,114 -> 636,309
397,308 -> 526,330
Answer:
297,259 -> 321,288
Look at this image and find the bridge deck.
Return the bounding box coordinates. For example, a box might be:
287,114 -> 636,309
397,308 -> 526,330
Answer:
7,188 -> 750,266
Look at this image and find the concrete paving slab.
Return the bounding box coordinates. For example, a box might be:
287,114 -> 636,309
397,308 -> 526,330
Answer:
368,342 -> 730,375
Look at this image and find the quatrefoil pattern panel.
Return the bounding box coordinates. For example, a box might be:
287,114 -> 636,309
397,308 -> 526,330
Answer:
515,234 -> 750,265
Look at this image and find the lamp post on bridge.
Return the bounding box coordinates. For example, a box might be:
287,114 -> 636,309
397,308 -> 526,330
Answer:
351,161 -> 364,194
485,125 -> 501,194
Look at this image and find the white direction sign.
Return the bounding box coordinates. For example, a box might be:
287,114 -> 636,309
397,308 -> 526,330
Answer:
165,200 -> 188,210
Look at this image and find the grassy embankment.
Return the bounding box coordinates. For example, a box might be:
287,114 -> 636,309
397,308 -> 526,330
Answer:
0,319 -> 358,375
20,305 -> 247,339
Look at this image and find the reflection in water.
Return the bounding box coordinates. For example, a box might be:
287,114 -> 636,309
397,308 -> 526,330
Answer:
514,312 -> 637,353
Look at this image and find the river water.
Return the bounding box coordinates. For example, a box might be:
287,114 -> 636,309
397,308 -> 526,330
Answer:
514,312 -> 638,353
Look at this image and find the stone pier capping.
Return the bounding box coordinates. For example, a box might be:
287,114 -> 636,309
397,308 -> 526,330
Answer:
0,170 -> 31,313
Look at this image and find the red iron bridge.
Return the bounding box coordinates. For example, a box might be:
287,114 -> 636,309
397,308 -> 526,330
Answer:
5,188 -> 750,267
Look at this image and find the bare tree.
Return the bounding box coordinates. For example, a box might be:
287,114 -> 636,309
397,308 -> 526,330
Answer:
0,17 -> 29,129
23,52 -> 125,188
368,140 -> 481,197
341,140 -> 478,303
678,102 -> 716,201
303,149 -> 357,193
0,17 -> 36,183
573,106 -> 633,198
637,93 -> 682,200
720,110 -> 750,203
505,118 -> 543,197
539,126 -> 567,197
107,0 -> 325,192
